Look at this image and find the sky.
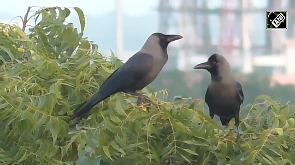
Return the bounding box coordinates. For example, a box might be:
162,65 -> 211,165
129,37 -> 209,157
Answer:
0,0 -> 158,57
0,0 -> 157,16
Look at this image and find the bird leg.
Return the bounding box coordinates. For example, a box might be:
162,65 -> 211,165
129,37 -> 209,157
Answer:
235,126 -> 240,142
126,92 -> 151,112
235,116 -> 240,142
137,95 -> 151,106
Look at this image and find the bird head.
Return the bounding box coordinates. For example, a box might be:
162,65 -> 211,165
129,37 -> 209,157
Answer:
142,33 -> 182,52
194,54 -> 232,80
154,32 -> 183,45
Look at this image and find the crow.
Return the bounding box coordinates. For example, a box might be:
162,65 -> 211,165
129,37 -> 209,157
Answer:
72,33 -> 183,119
194,54 -> 244,141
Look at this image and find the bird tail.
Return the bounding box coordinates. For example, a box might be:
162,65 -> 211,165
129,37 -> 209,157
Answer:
71,92 -> 106,119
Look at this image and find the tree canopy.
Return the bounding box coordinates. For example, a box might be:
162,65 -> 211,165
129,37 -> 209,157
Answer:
0,7 -> 294,164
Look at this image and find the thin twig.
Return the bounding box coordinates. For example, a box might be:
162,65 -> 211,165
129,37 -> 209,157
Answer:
22,6 -> 32,31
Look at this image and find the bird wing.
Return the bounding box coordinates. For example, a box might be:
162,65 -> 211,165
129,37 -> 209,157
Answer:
205,87 -> 210,104
235,81 -> 244,105
99,52 -> 153,94
122,52 -> 154,81
71,53 -> 153,119
204,87 -> 216,118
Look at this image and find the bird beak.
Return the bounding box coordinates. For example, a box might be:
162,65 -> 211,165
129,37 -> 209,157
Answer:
166,35 -> 183,43
194,61 -> 211,69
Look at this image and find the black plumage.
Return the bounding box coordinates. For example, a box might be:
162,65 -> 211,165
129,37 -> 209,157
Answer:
194,54 -> 244,141
72,33 -> 183,119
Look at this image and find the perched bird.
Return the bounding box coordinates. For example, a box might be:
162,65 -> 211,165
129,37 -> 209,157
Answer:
72,33 -> 183,119
194,54 -> 244,141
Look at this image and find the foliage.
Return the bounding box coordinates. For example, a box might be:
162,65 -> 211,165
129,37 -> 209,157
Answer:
0,7 -> 295,164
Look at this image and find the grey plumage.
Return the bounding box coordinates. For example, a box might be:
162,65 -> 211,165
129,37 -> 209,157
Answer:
72,33 -> 183,119
194,54 -> 244,141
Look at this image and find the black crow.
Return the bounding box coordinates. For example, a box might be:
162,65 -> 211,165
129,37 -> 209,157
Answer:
194,54 -> 244,141
72,33 -> 183,119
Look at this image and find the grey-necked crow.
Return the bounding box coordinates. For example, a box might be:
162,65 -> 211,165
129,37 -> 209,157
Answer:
72,33 -> 183,119
194,54 -> 244,141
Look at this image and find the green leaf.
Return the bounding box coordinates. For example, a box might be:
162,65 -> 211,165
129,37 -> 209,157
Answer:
14,26 -> 29,40
246,150 -> 258,164
57,7 -> 71,21
105,120 -> 118,134
179,153 -> 191,164
264,153 -> 278,165
51,118 -> 59,143
272,128 -> 283,136
115,96 -> 127,117
179,148 -> 198,156
0,45 -> 15,61
175,121 -> 187,133
183,140 -> 208,147
34,114 -> 47,130
17,152 -> 30,163
34,25 -> 58,58
74,7 -> 85,32
102,146 -> 112,160
110,141 -> 126,155
109,107 -> 122,124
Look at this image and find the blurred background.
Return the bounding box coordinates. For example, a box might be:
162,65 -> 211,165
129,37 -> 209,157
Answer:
0,0 -> 294,106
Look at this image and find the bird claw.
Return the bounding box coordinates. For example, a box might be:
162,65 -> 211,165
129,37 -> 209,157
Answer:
137,95 -> 151,112
223,125 -> 241,142
235,126 -> 241,142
